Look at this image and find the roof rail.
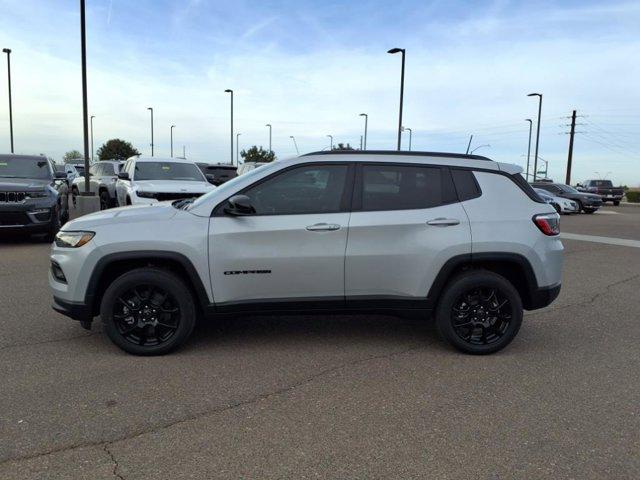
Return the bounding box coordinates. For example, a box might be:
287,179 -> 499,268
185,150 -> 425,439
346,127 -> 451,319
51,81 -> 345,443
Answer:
300,150 -> 492,161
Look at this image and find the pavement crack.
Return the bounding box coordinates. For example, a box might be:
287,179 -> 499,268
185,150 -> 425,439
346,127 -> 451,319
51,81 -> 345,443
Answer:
103,444 -> 125,480
0,345 -> 421,466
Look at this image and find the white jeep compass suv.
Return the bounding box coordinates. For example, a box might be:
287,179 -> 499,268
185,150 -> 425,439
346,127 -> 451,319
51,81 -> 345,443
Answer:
50,151 -> 563,355
115,156 -> 214,206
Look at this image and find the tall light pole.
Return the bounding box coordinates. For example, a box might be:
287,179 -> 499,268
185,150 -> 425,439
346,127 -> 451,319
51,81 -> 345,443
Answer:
80,0 -> 92,196
224,89 -> 233,165
525,119 -> 533,181
387,47 -> 405,151
528,93 -> 543,181
170,124 -> 175,158
265,123 -> 272,153
327,134 -> 333,150
147,107 -> 154,157
90,115 -> 95,162
2,48 -> 13,153
290,135 -> 299,155
402,126 -> 412,151
359,113 -> 368,150
236,132 -> 241,165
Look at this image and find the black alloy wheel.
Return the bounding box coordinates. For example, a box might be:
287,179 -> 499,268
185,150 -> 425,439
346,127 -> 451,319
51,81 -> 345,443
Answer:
101,268 -> 196,355
435,270 -> 523,354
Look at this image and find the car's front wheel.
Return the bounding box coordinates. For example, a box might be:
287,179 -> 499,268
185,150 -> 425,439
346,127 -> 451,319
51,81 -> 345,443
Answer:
100,268 -> 196,355
435,270 -> 523,354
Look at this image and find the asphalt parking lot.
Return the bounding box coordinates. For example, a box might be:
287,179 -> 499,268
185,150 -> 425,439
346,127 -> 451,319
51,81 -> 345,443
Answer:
1,205 -> 639,479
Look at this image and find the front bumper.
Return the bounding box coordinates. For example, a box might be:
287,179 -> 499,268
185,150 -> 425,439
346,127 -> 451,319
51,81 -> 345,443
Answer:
52,296 -> 93,321
0,203 -> 55,232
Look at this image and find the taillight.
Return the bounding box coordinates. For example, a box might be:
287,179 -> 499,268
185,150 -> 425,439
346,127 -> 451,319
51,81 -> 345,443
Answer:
533,213 -> 560,236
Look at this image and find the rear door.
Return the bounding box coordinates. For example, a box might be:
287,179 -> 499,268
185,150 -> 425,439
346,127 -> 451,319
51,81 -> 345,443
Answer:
345,163 -> 471,304
209,163 -> 354,307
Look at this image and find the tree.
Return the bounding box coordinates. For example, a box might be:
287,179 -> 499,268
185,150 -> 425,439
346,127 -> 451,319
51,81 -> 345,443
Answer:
240,145 -> 276,163
63,150 -> 83,162
97,139 -> 140,161
332,143 -> 355,151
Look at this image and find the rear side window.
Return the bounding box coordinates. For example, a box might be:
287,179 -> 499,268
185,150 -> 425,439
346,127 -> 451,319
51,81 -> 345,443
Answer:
358,165 -> 457,211
450,169 -> 481,201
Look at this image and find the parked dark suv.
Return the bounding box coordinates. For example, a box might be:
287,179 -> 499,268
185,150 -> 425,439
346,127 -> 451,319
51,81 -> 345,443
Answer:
0,154 -> 69,240
532,182 -> 602,214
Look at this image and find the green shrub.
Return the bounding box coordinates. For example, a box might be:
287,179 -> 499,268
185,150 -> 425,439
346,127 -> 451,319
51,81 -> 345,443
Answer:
626,191 -> 640,203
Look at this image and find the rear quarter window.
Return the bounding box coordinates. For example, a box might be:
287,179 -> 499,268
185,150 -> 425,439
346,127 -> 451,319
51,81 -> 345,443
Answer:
450,169 -> 481,201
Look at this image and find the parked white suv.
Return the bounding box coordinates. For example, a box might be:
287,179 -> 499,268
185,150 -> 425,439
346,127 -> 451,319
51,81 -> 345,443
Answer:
115,156 -> 214,206
50,151 -> 563,355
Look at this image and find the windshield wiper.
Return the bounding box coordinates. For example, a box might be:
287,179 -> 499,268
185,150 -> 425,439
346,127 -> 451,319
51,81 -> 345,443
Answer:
173,198 -> 195,210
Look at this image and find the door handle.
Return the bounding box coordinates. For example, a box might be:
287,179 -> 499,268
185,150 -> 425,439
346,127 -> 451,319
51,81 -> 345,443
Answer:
306,223 -> 341,231
427,218 -> 460,226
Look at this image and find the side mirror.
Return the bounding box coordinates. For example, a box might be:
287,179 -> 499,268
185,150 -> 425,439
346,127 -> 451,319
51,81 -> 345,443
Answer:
205,174 -> 216,184
117,172 -> 130,180
224,195 -> 255,216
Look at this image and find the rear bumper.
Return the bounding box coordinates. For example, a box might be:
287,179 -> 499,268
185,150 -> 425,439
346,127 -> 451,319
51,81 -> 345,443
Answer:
52,296 -> 94,322
527,283 -> 561,310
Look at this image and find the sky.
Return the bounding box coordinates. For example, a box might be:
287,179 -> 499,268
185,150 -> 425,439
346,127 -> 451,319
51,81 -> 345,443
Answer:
0,0 -> 638,185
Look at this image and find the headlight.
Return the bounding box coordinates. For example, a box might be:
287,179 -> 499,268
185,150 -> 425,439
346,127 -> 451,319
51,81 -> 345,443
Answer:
55,231 -> 95,248
25,190 -> 49,199
136,191 -> 157,198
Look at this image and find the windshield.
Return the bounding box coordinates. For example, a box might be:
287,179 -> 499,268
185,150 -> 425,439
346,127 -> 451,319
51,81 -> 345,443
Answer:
558,184 -> 579,194
188,161 -> 277,210
0,157 -> 51,179
592,180 -> 612,187
134,162 -> 205,181
534,188 -> 552,199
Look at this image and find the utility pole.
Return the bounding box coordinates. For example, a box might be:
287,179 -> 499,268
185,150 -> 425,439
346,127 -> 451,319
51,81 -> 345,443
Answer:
528,93 -> 543,181
2,48 -> 13,153
565,110 -> 576,185
465,135 -> 473,154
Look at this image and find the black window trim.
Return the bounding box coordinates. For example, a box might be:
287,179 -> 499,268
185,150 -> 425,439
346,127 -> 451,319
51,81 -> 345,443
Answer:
352,162 -> 459,213
450,167 -> 483,202
212,162 -> 356,217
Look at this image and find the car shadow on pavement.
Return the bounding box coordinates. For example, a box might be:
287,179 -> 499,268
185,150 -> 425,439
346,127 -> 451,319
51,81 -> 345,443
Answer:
0,233 -> 50,245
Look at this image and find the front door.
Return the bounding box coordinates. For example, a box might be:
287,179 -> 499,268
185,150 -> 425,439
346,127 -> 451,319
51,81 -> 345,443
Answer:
209,163 -> 353,307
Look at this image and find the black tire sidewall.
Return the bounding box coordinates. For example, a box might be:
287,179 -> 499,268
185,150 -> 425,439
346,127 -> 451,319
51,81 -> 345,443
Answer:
100,268 -> 196,355
99,191 -> 109,210
436,270 -> 523,355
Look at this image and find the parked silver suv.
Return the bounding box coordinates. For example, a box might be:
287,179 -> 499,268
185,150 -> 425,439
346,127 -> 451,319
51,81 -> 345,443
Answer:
50,151 -> 563,355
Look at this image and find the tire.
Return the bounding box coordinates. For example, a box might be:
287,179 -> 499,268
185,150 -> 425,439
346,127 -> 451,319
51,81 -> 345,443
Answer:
99,190 -> 110,210
613,201 -> 620,206
71,186 -> 79,208
584,209 -> 596,214
44,206 -> 61,243
100,268 -> 196,355
126,196 -> 132,206
435,270 -> 523,355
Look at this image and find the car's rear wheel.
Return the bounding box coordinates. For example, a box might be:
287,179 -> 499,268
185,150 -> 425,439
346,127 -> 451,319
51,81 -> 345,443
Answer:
435,270 -> 523,354
100,268 -> 196,355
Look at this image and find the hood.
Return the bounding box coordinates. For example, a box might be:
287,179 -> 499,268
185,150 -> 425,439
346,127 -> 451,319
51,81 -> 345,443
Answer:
0,179 -> 50,191
135,180 -> 214,193
61,202 -> 178,230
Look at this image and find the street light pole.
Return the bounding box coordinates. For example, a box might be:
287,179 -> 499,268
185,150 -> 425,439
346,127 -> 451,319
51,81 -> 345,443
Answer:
525,119 -> 533,181
528,93 -> 543,181
290,135 -> 299,155
236,133 -> 241,165
470,144 -> 490,154
359,113 -> 368,150
147,107 -> 154,157
90,115 -> 95,162
265,124 -> 272,153
327,135 -> 333,150
402,126 -> 412,151
170,125 -> 175,158
387,48 -> 405,151
224,89 -> 233,165
80,0 -> 92,195
2,48 -> 13,153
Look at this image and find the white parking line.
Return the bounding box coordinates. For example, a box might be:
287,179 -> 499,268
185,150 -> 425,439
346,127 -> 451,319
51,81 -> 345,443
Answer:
561,232 -> 640,248
595,210 -> 621,215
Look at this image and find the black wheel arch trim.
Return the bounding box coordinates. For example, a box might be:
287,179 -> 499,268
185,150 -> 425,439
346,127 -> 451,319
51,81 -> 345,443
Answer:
84,250 -> 212,316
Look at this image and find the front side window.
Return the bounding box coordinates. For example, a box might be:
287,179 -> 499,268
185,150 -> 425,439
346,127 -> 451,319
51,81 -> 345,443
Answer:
242,164 -> 348,215
359,165 -> 456,211
133,162 -> 205,182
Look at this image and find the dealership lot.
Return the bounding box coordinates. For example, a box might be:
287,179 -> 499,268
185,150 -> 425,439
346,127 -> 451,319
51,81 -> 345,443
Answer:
1,206 -> 639,479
